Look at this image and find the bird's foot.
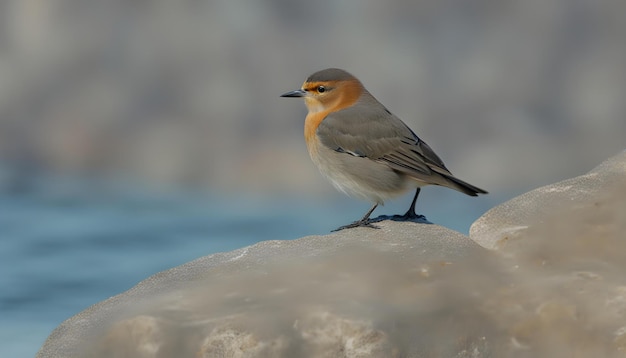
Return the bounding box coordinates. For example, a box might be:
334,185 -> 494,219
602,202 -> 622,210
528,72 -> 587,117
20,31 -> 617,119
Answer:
391,210 -> 426,222
331,219 -> 380,232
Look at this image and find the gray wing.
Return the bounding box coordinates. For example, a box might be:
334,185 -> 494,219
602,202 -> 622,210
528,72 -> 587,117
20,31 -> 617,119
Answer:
316,101 -> 453,179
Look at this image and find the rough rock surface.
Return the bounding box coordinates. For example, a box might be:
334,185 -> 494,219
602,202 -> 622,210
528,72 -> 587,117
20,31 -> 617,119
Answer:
38,151 -> 626,358
470,149 -> 626,252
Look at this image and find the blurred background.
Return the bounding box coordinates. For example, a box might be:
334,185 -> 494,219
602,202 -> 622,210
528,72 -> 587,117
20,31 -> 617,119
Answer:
1,0 -> 625,356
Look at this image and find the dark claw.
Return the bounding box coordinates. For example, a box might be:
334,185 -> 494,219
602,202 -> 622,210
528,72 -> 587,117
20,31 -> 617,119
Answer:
331,220 -> 380,232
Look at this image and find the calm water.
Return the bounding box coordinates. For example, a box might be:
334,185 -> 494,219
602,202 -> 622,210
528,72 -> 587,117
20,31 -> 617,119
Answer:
0,173 -> 495,357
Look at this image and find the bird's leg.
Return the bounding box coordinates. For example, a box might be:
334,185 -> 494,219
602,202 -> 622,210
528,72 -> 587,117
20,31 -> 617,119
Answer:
332,203 -> 380,232
394,188 -> 426,220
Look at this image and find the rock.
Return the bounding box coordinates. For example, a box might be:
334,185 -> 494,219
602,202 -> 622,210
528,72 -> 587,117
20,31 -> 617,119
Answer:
469,150 -> 626,357
37,223 -> 494,358
37,150 -> 626,357
470,149 -> 626,252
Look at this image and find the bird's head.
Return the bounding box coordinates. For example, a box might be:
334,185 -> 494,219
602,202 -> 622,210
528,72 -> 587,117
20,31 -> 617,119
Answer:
281,68 -> 364,114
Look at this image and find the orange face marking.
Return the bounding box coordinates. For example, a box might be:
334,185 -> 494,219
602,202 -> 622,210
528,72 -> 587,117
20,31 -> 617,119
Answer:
302,79 -> 363,152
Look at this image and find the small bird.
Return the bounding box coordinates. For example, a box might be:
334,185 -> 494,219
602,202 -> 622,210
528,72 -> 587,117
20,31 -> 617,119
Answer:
281,68 -> 487,231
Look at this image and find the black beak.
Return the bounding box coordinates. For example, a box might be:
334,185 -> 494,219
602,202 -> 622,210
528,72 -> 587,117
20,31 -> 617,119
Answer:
280,89 -> 306,98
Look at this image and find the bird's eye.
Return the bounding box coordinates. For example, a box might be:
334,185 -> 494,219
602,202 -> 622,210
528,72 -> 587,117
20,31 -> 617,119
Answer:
317,86 -> 326,93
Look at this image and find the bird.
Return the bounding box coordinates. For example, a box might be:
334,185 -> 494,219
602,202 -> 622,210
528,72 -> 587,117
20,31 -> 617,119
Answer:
281,68 -> 487,231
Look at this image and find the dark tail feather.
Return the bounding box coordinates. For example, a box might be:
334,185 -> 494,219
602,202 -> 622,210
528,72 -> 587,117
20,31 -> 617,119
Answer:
444,175 -> 488,196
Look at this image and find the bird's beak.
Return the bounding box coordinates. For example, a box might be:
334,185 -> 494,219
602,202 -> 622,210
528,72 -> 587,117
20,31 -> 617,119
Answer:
280,89 -> 306,98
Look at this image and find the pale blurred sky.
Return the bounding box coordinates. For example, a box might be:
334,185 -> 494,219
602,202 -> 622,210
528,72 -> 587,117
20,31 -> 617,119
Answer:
1,0 -> 625,198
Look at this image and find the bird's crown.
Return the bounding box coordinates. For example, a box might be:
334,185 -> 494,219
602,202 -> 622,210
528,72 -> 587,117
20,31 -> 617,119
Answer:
305,68 -> 356,83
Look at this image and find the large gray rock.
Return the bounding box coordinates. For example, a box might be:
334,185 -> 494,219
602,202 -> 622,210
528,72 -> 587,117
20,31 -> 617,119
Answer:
470,149 -> 626,252
38,223 -> 495,358
38,150 -> 626,358
469,150 -> 626,357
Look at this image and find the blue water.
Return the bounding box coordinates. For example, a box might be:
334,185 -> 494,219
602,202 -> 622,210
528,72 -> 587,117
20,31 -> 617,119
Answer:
0,174 -> 497,357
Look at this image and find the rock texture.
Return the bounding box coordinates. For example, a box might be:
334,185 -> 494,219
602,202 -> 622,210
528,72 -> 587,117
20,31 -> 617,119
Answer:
470,149 -> 626,252
37,151 -> 626,358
